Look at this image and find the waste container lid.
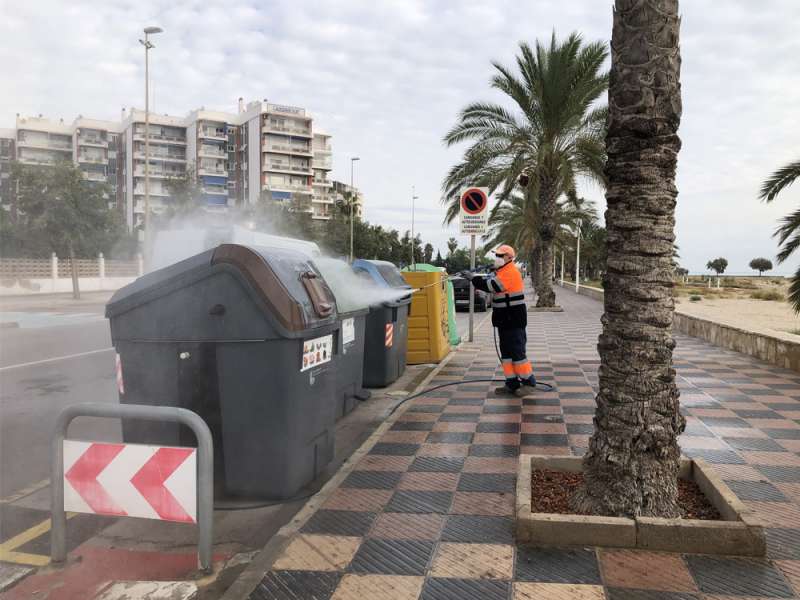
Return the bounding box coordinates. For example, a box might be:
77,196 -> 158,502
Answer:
107,244 -> 338,335
212,244 -> 337,332
352,259 -> 412,290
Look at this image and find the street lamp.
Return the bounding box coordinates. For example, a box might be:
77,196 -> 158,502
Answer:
349,157 -> 360,262
410,186 -> 419,269
139,26 -> 163,256
575,219 -> 582,293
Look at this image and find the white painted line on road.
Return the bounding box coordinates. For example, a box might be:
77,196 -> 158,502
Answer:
0,347 -> 114,372
0,478 -> 49,505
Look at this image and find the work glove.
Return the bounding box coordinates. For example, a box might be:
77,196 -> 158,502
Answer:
459,270 -> 475,280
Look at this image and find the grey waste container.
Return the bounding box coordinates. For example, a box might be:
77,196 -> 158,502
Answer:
106,244 -> 340,500
313,259 -> 372,419
351,259 -> 412,387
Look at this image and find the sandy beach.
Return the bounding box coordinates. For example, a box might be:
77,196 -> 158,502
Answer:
676,296 -> 800,342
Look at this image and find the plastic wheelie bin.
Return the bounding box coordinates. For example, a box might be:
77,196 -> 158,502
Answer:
351,259 -> 412,387
105,243 -> 340,499
313,258 -> 371,419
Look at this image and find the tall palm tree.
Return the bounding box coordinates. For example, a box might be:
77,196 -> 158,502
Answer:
759,159 -> 800,311
442,32 -> 608,307
575,0 -> 685,517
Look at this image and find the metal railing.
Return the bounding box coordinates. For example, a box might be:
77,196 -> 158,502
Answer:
51,403 -> 213,571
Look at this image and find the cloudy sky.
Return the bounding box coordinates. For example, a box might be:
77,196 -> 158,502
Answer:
2,0 -> 799,273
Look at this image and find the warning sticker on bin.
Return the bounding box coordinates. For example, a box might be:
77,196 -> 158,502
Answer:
342,318 -> 355,346
302,334 -> 333,372
385,323 -> 394,348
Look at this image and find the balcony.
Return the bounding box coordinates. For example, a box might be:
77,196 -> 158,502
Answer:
83,172 -> 107,182
313,158 -> 333,170
265,162 -> 312,175
263,142 -> 312,156
312,195 -> 334,204
197,167 -> 228,177
17,156 -> 58,166
78,155 -> 108,165
198,146 -> 227,158
79,136 -> 108,148
132,132 -> 187,145
133,151 -> 186,163
264,122 -> 312,137
133,168 -> 183,179
198,128 -> 227,141
17,139 -> 72,151
313,179 -> 333,188
203,186 -> 228,196
133,186 -> 170,197
313,145 -> 332,154
263,182 -> 312,193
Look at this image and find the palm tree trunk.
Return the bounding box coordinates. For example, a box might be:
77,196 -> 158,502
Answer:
530,245 -> 541,291
535,177 -> 558,307
574,0 -> 685,517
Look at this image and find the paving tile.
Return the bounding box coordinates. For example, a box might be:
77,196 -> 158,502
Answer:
397,412 -> 439,422
426,432 -> 474,444
443,405 -> 483,414
408,456 -> 466,473
421,577 -> 510,600
756,465 -> 800,483
458,472 -> 516,493
323,488 -> 394,512
682,449 -> 746,464
520,433 -> 569,446
724,437 -> 788,452
513,582 -> 606,600
522,422 -> 568,434
476,421 -> 522,433
473,433 -> 521,445
462,457 -> 518,473
726,480 -> 789,502
348,538 -> 435,575
369,512 -> 445,540
368,442 -> 422,456
440,514 -> 513,543
418,443 -> 470,457
252,570 -> 342,600
776,560 -> 800,595
272,534 -> 362,571
385,490 -> 453,514
301,510 -> 376,537
432,422 -> 478,433
699,416 -> 751,428
765,528 -> 800,560
521,445 -> 572,456
353,455 -> 414,471
743,452 -> 800,466
685,554 -> 795,597
390,421 -> 437,432
480,413 -> 523,423
744,502 -> 800,527
429,542 -> 514,579
450,491 -> 514,516
468,444 -> 519,457
605,590 -> 700,600
398,472 -> 460,491
598,549 -> 697,592
331,574 -> 424,600
408,404 -> 446,413
515,546 -> 601,584
381,430 -> 429,444
439,413 -> 481,422
342,470 -> 404,490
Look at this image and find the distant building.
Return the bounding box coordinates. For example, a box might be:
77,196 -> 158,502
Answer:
1,99 -> 340,229
331,180 -> 364,219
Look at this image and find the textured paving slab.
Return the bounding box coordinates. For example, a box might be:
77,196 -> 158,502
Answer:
244,288 -> 800,599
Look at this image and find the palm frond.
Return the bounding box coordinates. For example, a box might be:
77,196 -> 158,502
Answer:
759,159 -> 800,203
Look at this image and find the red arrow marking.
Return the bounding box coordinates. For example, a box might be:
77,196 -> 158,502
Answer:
131,447 -> 195,523
65,443 -> 127,516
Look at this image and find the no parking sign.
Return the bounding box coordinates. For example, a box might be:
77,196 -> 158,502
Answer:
459,187 -> 489,235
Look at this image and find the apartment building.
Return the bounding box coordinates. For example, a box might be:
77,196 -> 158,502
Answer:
2,99 -> 346,229
0,128 -> 14,206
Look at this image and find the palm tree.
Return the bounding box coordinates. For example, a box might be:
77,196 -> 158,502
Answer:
759,159 -> 800,310
574,0 -> 685,517
442,32 -> 608,307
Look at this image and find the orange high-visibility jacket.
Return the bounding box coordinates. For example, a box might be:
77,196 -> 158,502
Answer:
472,262 -> 527,329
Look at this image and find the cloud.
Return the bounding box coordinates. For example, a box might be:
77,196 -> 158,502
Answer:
2,0 -> 799,272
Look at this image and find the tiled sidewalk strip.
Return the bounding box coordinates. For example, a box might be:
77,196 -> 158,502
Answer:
248,289 -> 800,599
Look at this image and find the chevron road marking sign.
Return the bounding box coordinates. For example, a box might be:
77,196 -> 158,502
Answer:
63,440 -> 196,523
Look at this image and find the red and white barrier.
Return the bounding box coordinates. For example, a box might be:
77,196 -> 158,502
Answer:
63,441 -> 196,523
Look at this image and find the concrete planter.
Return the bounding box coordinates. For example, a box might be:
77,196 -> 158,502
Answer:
516,454 -> 765,556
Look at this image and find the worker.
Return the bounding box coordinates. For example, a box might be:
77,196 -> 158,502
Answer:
461,244 -> 535,396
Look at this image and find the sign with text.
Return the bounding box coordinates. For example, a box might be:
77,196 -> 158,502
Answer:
459,187 -> 489,235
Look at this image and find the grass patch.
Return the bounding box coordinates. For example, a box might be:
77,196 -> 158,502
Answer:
750,289 -> 785,301
788,329 -> 800,336
689,295 -> 702,302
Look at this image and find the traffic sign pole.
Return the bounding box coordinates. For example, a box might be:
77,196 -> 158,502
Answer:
468,234 -> 476,342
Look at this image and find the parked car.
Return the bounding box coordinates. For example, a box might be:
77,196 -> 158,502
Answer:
451,276 -> 491,311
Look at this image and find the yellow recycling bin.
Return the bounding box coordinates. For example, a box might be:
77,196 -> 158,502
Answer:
401,270 -> 450,364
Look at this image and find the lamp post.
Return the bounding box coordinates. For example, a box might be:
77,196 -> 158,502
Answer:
349,157 -> 359,262
410,186 -> 418,269
575,219 -> 582,293
139,26 -> 162,256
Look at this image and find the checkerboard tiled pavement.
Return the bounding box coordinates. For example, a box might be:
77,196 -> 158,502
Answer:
249,289 -> 800,599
